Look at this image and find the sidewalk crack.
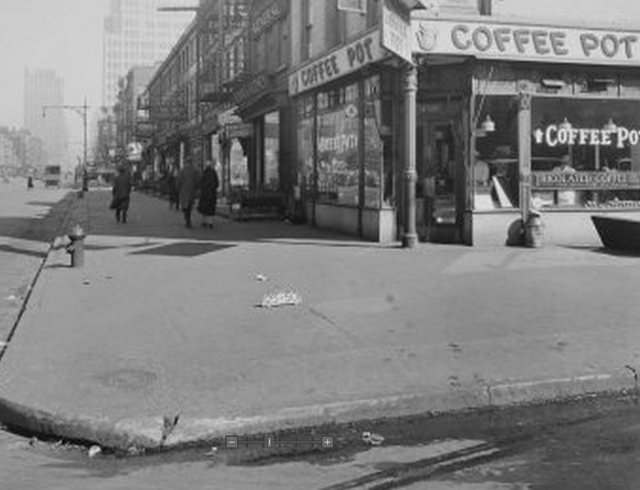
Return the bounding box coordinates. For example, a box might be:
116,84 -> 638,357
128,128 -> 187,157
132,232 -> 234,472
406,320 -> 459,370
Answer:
308,306 -> 360,343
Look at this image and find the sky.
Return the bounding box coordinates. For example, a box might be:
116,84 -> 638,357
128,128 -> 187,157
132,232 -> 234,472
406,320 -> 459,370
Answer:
0,0 -> 110,158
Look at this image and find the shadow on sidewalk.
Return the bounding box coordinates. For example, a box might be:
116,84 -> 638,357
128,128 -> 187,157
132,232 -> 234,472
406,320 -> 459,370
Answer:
0,193 -> 76,244
0,244 -> 47,259
560,244 -> 640,258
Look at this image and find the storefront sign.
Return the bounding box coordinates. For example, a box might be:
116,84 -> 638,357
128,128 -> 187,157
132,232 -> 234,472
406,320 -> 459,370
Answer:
318,133 -> 358,154
251,0 -> 286,39
412,18 -> 640,65
382,0 -> 413,63
532,171 -> 640,189
534,125 -> 640,148
225,122 -> 253,139
289,30 -> 385,96
233,74 -> 272,106
135,121 -> 156,138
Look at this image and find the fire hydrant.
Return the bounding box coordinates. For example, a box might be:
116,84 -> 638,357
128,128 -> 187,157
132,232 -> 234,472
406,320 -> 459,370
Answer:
66,224 -> 86,267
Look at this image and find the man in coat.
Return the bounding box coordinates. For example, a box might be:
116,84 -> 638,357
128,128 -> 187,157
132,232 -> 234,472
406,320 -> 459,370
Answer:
178,161 -> 199,228
112,165 -> 132,223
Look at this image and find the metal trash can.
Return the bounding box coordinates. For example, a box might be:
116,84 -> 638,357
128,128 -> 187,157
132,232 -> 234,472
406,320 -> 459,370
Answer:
525,211 -> 544,248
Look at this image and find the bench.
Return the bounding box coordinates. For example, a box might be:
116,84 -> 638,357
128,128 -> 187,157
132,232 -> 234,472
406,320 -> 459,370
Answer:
228,190 -> 286,221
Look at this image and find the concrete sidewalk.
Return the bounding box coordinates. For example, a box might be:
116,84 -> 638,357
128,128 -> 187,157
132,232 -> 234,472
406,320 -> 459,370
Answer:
0,189 -> 639,451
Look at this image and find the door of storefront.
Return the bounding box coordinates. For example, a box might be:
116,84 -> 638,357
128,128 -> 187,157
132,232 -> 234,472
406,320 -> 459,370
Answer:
419,115 -> 465,243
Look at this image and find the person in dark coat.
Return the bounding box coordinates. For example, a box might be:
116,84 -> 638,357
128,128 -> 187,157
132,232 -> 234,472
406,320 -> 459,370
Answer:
112,165 -> 132,223
197,160 -> 220,229
178,162 -> 199,228
167,166 -> 179,211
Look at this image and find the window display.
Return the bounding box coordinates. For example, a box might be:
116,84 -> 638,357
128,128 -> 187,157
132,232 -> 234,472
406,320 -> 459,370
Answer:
264,111 -> 279,190
297,96 -> 315,196
474,95 -> 520,209
316,84 -> 360,206
363,75 -> 383,208
531,98 -> 640,208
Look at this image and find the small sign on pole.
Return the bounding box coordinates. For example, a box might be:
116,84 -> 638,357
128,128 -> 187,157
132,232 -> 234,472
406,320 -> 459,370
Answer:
337,0 -> 367,13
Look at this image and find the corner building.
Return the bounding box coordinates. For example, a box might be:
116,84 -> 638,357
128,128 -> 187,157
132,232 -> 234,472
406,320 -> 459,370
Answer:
288,0 -> 640,245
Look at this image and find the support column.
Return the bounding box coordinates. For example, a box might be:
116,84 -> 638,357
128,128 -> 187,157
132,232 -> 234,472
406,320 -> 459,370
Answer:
518,91 -> 532,224
402,62 -> 418,248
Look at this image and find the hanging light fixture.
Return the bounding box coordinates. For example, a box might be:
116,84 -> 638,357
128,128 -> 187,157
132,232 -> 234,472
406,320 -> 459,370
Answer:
480,114 -> 495,132
603,118 -> 617,132
559,117 -> 572,131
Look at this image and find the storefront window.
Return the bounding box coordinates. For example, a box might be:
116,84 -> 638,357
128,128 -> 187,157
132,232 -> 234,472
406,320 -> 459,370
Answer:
229,138 -> 248,188
264,111 -> 279,190
316,84 -> 360,206
474,95 -> 520,210
531,98 -> 640,209
297,95 -> 315,196
364,75 -> 383,208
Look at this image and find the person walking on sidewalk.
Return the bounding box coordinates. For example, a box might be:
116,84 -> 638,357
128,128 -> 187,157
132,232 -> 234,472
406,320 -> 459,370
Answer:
167,166 -> 180,211
197,159 -> 219,229
178,161 -> 199,228
111,165 -> 132,224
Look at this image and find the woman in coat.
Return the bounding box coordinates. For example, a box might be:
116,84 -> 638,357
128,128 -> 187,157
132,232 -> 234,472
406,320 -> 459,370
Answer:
112,165 -> 132,223
167,166 -> 179,211
178,162 -> 199,228
197,160 -> 220,229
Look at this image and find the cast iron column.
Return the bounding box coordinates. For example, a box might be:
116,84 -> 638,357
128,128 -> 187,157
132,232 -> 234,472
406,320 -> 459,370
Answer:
402,62 -> 418,248
518,91 -> 532,224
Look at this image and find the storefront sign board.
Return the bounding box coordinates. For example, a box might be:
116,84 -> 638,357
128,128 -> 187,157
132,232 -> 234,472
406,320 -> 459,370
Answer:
225,122 -> 253,139
412,18 -> 640,66
251,0 -> 287,39
233,74 -> 272,106
289,30 -> 385,96
532,171 -> 640,189
534,125 -> 640,148
382,0 -> 413,63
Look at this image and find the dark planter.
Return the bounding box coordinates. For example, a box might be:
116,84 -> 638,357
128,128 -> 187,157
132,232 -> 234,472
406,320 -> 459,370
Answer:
591,215 -> 640,252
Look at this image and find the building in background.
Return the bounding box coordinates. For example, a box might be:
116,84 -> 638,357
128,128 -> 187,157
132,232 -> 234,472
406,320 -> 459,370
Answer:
114,65 -> 159,181
23,68 -> 68,171
0,128 -> 19,174
102,0 -> 196,108
146,17 -> 200,175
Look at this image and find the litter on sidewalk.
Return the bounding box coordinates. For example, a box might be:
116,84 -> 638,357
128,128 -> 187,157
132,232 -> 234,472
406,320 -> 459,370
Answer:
259,291 -> 302,308
88,445 -> 102,458
362,431 -> 385,446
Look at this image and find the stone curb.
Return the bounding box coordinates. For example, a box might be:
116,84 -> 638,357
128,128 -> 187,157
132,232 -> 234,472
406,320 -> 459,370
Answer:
0,371 -> 634,452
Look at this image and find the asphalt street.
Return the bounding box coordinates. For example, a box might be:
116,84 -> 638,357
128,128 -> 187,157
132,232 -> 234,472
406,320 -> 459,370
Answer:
2,394 -> 640,489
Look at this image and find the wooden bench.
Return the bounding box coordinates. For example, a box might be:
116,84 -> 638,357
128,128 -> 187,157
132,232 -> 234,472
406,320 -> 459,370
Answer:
228,190 -> 286,221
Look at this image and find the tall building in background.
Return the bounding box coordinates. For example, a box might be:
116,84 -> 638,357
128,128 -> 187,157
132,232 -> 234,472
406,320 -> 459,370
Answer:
23,68 -> 68,169
102,0 -> 195,108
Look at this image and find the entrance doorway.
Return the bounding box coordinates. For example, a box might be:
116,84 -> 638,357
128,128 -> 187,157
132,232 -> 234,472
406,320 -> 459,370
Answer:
418,116 -> 464,243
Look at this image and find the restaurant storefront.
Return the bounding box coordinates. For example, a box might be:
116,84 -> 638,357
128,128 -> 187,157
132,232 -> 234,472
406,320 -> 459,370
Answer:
290,29 -> 398,241
412,15 -> 640,245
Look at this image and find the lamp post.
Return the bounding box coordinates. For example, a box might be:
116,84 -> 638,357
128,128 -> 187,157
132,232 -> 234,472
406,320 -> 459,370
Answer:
42,97 -> 89,191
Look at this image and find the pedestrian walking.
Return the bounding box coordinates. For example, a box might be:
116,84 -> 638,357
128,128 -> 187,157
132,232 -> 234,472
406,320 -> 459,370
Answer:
178,162 -> 199,228
27,175 -> 34,190
197,160 -> 219,229
111,165 -> 132,223
167,166 -> 180,211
